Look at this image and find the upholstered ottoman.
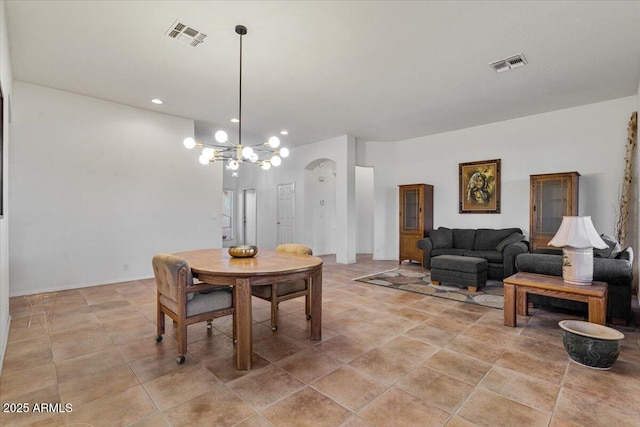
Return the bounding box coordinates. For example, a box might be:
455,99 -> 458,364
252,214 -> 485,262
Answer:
430,255 -> 488,292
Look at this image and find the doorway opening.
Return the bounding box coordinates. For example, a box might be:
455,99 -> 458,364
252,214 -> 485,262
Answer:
239,188 -> 257,245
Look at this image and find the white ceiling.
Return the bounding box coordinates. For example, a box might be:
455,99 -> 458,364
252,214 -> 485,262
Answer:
5,1 -> 640,146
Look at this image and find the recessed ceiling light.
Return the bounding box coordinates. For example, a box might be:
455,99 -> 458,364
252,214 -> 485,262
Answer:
280,130 -> 288,135
151,98 -> 163,105
230,118 -> 239,123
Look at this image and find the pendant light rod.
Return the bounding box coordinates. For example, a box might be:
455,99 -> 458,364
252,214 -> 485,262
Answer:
236,25 -> 247,148
182,24 -> 289,174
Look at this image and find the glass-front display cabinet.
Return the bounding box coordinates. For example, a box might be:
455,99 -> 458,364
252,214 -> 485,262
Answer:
399,184 -> 433,265
530,172 -> 580,252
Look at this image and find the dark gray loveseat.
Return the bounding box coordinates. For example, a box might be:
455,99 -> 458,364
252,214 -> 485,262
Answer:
417,227 -> 528,280
515,239 -> 634,324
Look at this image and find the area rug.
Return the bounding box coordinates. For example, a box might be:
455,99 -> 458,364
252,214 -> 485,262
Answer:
353,268 -> 504,309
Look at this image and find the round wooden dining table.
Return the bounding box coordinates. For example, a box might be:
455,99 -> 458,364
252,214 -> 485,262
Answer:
174,248 -> 323,370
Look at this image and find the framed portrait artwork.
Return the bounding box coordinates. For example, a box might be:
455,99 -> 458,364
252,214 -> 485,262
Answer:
459,159 -> 501,213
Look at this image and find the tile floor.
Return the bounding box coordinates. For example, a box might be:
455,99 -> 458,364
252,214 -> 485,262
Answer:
1,255 -> 640,427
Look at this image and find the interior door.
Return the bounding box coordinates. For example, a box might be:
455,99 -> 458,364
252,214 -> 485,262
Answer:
277,183 -> 295,245
243,188 -> 257,246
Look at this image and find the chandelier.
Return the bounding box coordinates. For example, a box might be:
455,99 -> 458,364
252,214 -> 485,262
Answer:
183,25 -> 289,176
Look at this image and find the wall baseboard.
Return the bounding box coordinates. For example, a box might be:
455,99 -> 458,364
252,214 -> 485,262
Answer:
8,275 -> 153,298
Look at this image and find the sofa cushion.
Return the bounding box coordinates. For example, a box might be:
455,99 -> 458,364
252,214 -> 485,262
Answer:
432,248 -> 466,257
593,254 -> 633,285
594,234 -> 621,258
495,232 -> 525,252
463,250 -> 504,263
515,253 -> 563,276
615,247 -> 633,261
474,228 -> 522,251
534,247 -> 563,255
517,250 -> 634,287
430,227 -> 453,249
452,229 -> 476,250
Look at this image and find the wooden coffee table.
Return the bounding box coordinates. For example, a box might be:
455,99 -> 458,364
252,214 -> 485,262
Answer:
503,272 -> 608,327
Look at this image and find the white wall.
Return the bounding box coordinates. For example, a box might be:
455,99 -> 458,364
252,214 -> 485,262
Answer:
355,166 -> 374,254
9,82 -> 223,295
364,96 -> 638,261
295,135 -> 356,263
0,0 -> 13,373
305,160 -> 337,256
231,134 -> 357,263
361,140 -> 397,261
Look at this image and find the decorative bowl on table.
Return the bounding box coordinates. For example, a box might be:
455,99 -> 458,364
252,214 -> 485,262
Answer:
228,245 -> 258,258
559,320 -> 624,370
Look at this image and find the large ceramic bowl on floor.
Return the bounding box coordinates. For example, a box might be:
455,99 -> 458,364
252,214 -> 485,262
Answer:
559,320 -> 625,370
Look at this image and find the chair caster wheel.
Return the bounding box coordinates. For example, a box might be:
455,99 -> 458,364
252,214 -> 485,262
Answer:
272,326 -> 278,332
176,356 -> 185,364
306,315 -> 311,320
155,335 -> 163,343
207,322 -> 213,330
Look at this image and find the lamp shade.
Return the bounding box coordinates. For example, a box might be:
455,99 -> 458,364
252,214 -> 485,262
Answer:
548,216 -> 607,249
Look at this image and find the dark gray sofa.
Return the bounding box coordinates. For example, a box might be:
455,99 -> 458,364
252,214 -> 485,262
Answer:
515,241 -> 634,325
417,227 -> 529,280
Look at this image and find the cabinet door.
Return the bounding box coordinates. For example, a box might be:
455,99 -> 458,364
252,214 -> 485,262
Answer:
530,173 -> 578,251
535,178 -> 569,234
400,234 -> 421,261
401,187 -> 421,233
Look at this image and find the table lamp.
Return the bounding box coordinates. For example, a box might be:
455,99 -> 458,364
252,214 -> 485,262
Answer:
548,216 -> 607,285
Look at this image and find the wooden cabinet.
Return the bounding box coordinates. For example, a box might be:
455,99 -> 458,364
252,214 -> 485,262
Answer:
399,184 -> 433,265
530,172 -> 579,252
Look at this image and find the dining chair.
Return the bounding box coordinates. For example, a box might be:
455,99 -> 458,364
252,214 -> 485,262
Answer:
251,243 -> 312,331
152,253 -> 235,364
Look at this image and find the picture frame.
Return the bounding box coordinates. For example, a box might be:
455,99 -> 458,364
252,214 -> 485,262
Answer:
459,158 -> 501,213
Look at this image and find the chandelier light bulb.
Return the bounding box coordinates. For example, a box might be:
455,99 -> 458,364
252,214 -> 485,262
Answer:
183,137 -> 196,149
241,146 -> 254,159
268,136 -> 280,148
215,130 -> 228,143
202,147 -> 215,159
181,26 -> 287,173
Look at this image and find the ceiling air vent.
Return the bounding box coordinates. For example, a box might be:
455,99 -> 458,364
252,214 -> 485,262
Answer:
489,53 -> 527,73
166,20 -> 207,47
